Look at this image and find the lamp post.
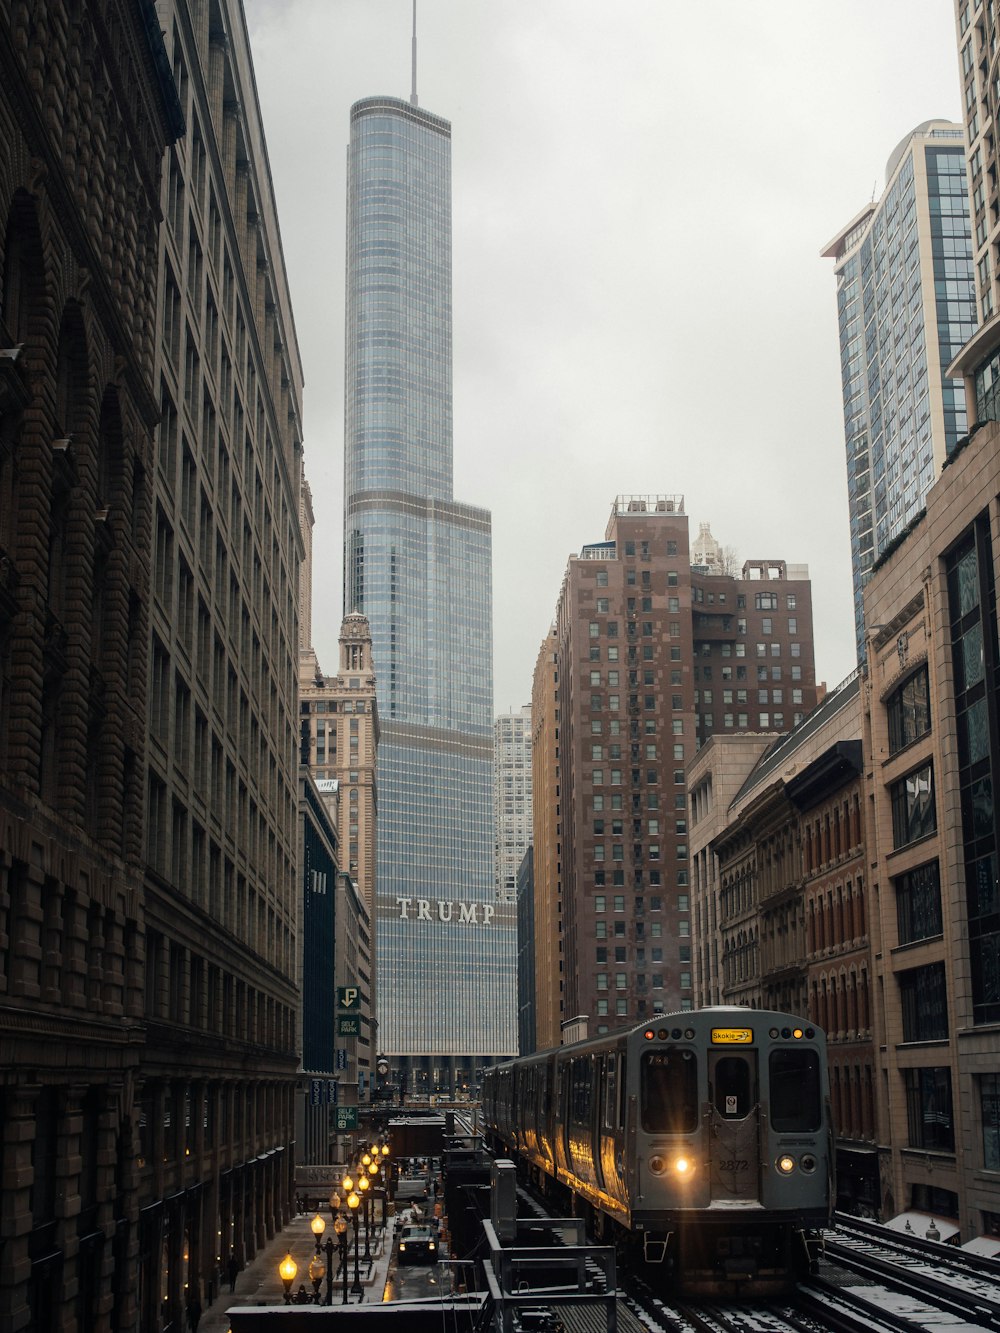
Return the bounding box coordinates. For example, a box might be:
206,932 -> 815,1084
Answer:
348,1191 -> 363,1297
358,1173 -> 372,1262
329,1190 -> 340,1222
334,1214 -> 349,1304
323,1235 -> 335,1305
279,1253 -> 297,1304
368,1158 -> 381,1230
309,1213 -> 327,1304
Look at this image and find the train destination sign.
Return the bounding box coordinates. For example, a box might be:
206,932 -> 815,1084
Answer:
711,1028 -> 753,1044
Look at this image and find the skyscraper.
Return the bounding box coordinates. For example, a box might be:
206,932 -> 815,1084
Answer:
343,93 -> 514,1090
531,497 -> 818,1038
822,120 -> 975,659
494,706 -> 533,904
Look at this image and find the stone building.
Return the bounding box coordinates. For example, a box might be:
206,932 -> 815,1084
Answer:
694,675 -> 879,1214
0,1 -> 183,1326
133,1 -> 306,1322
862,417 -> 1000,1245
298,613 -> 379,1105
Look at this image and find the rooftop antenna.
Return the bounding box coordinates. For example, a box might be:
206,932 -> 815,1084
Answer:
410,0 -> 418,106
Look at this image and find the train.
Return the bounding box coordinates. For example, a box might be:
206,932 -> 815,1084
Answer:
480,1006 -> 834,1296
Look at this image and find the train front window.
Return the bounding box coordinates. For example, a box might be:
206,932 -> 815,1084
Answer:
770,1049 -> 821,1131
641,1049 -> 698,1133
712,1055 -> 752,1118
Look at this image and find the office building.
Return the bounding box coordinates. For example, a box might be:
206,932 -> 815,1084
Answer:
343,93 -> 514,1089
950,3 -> 1000,419
535,496 -> 818,1037
139,2 -> 305,1321
0,5 -> 181,1325
495,706 -> 533,904
515,846 -> 537,1055
822,120 -> 975,658
688,675 -> 878,1215
861,420 -> 1000,1244
0,0 -> 304,1324
531,628 -> 563,1051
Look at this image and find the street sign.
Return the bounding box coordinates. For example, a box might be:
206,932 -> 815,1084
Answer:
335,1106 -> 359,1131
337,1016 -> 361,1036
337,986 -> 361,1011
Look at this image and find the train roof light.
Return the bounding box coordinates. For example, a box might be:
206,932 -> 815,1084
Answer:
643,1028 -> 656,1041
793,1028 -> 804,1039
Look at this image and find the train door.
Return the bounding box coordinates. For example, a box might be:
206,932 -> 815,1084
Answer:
707,1049 -> 761,1202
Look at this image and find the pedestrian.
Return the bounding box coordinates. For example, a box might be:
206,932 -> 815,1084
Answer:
227,1254 -> 240,1293
186,1296 -> 202,1332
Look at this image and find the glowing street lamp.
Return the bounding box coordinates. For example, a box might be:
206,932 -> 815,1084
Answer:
279,1253 -> 297,1304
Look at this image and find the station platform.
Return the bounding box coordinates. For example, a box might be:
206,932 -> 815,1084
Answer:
200,1210 -> 393,1331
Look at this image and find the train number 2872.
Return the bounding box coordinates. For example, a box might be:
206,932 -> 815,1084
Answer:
718,1158 -> 749,1172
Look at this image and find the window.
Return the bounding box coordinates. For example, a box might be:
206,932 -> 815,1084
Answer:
589,622 -> 599,638
641,1050 -> 698,1132
904,1067 -> 954,1151
887,666 -> 931,754
890,764 -> 936,848
899,962 -> 948,1041
982,1073 -> 1000,1169
596,569 -> 608,587
597,597 -> 609,613
755,592 -> 777,610
895,862 -> 943,945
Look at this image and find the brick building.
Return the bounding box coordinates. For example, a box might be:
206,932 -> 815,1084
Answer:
532,496 -> 819,1038
692,675 -> 879,1214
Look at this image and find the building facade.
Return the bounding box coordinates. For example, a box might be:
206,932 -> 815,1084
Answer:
495,705 -> 532,904
822,120 -> 975,658
0,0 -> 182,1324
515,846 -> 536,1055
862,419 -> 1000,1244
342,93 -> 514,1087
950,2 -> 1000,416
530,627 -> 563,1050
694,676 -> 878,1215
136,2 -> 306,1323
298,612 -> 379,1109
538,496 -> 819,1038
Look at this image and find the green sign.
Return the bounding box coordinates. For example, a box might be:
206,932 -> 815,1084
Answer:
337,986 -> 361,1010
335,1106 -> 359,1131
338,1016 -> 361,1036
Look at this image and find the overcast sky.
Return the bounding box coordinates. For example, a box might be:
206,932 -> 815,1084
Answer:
243,0 -> 962,713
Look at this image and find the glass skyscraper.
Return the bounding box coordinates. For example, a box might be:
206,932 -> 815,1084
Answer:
343,95 -> 516,1086
822,121 -> 976,661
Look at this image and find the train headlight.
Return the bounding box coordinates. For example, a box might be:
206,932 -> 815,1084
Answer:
800,1154 -> 817,1173
776,1155 -> 796,1175
673,1156 -> 693,1177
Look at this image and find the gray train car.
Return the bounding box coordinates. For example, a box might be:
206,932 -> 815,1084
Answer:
481,1006 -> 834,1295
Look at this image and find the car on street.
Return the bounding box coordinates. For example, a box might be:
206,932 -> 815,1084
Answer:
397,1224 -> 439,1265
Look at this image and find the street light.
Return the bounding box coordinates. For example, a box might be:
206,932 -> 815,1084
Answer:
333,1214 -> 349,1305
348,1191 -> 363,1297
342,1173 -> 354,1197
308,1251 -> 326,1303
310,1213 -> 326,1245
278,1253 -> 297,1304
329,1190 -> 341,1221
358,1174 -> 372,1262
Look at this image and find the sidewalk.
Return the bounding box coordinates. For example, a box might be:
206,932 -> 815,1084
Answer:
200,1212 -> 393,1332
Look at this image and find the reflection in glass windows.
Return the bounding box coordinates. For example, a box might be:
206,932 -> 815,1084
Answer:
947,522 -> 1000,1025
982,1073 -> 1000,1170
886,666 -> 930,754
890,764 -> 936,849
903,1066 -> 954,1152
899,962 -> 948,1041
894,861 -> 943,945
